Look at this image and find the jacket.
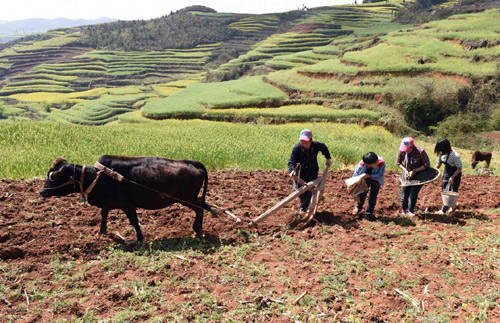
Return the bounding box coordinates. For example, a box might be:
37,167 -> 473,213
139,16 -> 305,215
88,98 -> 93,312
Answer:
353,158 -> 386,185
396,146 -> 430,172
288,141 -> 331,181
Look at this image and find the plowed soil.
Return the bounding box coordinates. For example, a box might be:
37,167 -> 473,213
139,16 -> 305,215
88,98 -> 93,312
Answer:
1,170 -> 499,322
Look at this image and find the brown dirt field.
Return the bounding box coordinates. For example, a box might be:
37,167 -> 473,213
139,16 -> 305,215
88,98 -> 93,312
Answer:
0,170 -> 499,322
481,131 -> 500,145
297,70 -> 470,86
290,24 -> 322,34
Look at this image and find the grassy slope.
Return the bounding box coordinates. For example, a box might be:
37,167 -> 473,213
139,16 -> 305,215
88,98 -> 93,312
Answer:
265,9 -> 499,99
142,76 -> 288,118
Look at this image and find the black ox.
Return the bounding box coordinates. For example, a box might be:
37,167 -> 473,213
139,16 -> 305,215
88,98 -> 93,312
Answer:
40,155 -> 215,242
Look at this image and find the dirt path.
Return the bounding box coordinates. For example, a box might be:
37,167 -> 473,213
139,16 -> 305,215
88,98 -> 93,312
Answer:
0,170 -> 499,321
481,131 -> 500,145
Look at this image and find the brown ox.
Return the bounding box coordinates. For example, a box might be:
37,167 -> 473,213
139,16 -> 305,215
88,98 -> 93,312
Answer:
471,151 -> 492,169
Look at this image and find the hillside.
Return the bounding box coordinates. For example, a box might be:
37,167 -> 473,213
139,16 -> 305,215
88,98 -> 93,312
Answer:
0,0 -> 498,146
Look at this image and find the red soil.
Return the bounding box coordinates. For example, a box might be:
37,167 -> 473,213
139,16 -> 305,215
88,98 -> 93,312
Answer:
481,131 -> 500,145
0,170 -> 499,321
290,24 -> 322,34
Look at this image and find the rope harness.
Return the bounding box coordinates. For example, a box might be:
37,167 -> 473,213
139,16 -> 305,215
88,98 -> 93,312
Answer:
45,161 -> 215,214
45,164 -> 78,192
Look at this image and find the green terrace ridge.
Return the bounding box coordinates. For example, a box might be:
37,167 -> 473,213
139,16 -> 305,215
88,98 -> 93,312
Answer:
142,76 -> 288,119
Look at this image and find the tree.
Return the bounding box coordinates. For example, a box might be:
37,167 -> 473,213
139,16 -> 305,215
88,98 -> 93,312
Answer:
81,8 -> 240,51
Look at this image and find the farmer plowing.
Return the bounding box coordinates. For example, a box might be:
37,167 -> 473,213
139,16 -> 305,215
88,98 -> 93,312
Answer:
39,132 -> 486,241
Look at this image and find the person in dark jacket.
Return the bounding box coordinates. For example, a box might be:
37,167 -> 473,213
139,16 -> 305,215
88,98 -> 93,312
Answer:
434,138 -> 462,214
288,129 -> 332,212
396,137 -> 430,216
352,152 -> 386,221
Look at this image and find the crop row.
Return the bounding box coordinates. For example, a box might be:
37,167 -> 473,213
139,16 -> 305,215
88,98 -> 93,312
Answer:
0,120 -> 400,179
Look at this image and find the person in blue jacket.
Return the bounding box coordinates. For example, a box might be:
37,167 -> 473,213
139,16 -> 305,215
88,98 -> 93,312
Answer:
352,152 -> 385,221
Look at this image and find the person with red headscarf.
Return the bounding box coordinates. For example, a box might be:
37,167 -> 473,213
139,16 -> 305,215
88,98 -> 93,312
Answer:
396,137 -> 430,216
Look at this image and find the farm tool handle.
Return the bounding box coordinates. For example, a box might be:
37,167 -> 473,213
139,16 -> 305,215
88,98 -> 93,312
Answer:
291,163 -> 306,186
317,165 -> 330,200
302,164 -> 330,227
251,165 -> 329,225
250,178 -> 321,225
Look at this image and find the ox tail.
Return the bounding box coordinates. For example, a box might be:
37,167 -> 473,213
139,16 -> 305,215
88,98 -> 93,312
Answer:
197,162 -> 217,216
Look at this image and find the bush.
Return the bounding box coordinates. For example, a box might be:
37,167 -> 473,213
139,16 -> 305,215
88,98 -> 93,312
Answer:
395,0 -> 499,24
491,108 -> 500,131
435,113 -> 494,150
398,81 -> 459,134
397,72 -> 500,135
466,68 -> 500,117
399,96 -> 443,134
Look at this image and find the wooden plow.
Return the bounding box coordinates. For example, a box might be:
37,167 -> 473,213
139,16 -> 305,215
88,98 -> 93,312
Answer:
250,165 -> 330,227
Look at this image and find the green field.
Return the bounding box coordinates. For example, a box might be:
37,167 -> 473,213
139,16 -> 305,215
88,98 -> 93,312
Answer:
203,104 -> 381,123
142,76 -> 288,118
1,120 -> 497,179
0,120 -> 396,178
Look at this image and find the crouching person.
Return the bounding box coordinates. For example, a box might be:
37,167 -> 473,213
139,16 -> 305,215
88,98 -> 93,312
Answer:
352,152 -> 385,221
434,138 -> 462,214
288,129 -> 332,213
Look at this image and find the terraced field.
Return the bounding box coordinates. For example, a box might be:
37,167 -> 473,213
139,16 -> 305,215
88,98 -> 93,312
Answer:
259,9 -> 499,111
140,6 -> 500,127
0,1 -> 498,129
214,3 -> 403,74
0,45 -> 216,95
0,9 -> 285,123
